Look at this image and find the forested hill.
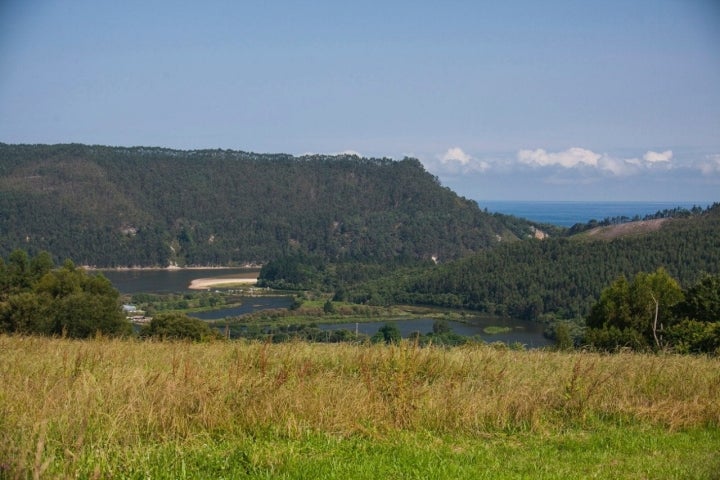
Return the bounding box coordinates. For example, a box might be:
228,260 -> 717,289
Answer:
347,205 -> 720,320
0,143 -> 534,267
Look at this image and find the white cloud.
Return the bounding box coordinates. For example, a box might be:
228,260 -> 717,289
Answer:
699,154 -> 720,175
643,150 -> 673,163
597,155 -> 640,176
432,147 -> 720,201
441,147 -> 472,166
434,147 -> 490,173
517,147 -> 601,168
515,147 -> 681,176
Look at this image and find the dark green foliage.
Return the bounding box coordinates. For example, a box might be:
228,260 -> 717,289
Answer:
674,274 -> 720,323
432,319 -> 451,334
585,268 -> 684,346
371,323 -> 402,344
584,271 -> 720,353
553,321 -> 575,351
665,319 -> 720,354
323,299 -> 336,314
583,325 -> 648,351
346,206 -> 720,322
666,319 -> 720,355
289,296 -> 305,311
418,330 -> 470,347
0,250 -> 130,337
226,322 -> 367,343
139,312 -> 220,342
0,143 -> 534,267
258,254 -> 328,290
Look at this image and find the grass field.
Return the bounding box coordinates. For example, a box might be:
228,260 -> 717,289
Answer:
1,335 -> 719,478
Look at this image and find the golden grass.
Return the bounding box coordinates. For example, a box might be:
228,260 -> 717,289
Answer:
1,335 -> 719,476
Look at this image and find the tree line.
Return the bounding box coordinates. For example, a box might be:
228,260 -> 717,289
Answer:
565,205 -> 708,235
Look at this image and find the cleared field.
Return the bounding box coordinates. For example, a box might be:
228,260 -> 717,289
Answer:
1,336 -> 718,478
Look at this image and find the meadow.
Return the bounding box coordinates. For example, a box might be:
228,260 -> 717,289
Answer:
1,335 -> 719,479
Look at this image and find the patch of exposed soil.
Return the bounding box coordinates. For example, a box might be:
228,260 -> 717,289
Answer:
584,218 -> 669,240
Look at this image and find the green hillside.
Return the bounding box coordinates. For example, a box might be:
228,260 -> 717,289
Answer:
0,143 -> 535,267
344,206 -> 720,319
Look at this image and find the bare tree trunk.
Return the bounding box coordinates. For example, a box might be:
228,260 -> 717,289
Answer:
650,293 -> 660,349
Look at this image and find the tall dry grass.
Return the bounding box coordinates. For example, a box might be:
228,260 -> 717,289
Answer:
1,335 -> 719,475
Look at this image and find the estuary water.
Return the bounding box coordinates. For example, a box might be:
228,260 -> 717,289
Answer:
102,268 -> 259,294
102,269 -> 551,346
319,318 -> 552,348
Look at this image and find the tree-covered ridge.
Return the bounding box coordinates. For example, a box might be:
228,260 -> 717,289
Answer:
0,143 -> 535,267
565,204 -> 710,235
344,205 -> 720,320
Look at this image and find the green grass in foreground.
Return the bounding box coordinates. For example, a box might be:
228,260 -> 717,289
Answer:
36,427 -> 720,479
2,336 -> 719,478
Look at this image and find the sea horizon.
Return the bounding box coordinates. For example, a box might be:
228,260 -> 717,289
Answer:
476,200 -> 715,227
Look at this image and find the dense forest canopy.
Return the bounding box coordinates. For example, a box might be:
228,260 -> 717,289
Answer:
332,205 -> 720,320
0,143 -> 537,267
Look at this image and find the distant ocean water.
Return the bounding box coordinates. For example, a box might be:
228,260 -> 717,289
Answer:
476,201 -> 712,227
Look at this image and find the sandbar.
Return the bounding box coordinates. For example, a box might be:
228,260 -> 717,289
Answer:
189,275 -> 258,290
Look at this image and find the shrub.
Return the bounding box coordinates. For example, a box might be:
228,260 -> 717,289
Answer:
140,313 -> 221,341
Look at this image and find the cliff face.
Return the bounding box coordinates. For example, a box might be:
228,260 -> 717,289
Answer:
0,143 -> 534,267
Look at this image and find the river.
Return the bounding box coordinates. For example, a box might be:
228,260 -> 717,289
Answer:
102,268 -> 551,346
318,318 -> 552,348
102,268 -> 259,294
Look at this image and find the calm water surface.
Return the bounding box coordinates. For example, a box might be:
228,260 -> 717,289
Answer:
319,318 -> 552,348
102,268 -> 259,294
104,269 -> 551,347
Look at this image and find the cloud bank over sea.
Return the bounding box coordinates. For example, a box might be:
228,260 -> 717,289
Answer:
421,146 -> 720,201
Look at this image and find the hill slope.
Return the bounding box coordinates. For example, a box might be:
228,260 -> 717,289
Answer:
347,206 -> 720,319
0,143 -> 534,267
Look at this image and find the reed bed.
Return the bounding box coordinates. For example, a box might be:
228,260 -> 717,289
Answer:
1,335 -> 719,477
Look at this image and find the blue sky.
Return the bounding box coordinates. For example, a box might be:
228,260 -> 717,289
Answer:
1,1 -> 718,201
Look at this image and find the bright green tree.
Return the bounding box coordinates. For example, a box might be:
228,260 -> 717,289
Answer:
665,274 -> 720,354
586,268 -> 683,350
1,255 -> 130,337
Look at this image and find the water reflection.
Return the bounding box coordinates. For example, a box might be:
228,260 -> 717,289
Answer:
318,318 -> 552,348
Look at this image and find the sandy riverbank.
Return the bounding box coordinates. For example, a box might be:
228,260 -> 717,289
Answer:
188,276 -> 258,290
